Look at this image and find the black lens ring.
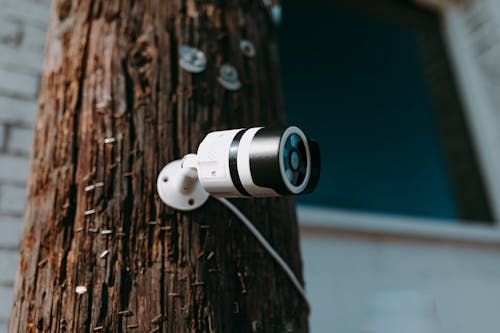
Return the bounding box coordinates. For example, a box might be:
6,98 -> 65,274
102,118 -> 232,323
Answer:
282,133 -> 308,187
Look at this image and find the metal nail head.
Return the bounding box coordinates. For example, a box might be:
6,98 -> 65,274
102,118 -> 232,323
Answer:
217,64 -> 242,91
240,40 -> 256,58
271,4 -> 282,25
75,285 -> 87,295
179,45 -> 207,73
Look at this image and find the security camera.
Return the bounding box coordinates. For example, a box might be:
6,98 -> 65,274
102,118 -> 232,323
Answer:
197,126 -> 320,197
157,126 -> 320,211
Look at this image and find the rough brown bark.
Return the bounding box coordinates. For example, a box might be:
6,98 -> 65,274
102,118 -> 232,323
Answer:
9,0 -> 308,332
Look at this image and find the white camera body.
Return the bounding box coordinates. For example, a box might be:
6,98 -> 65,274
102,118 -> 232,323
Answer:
157,126 -> 320,210
197,126 -> 315,197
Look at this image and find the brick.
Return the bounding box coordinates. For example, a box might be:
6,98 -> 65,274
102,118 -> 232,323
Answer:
0,68 -> 39,99
0,216 -> 22,249
0,17 -> 23,47
0,155 -> 30,184
35,0 -> 52,5
20,24 -> 47,53
0,96 -> 39,126
0,124 -> 4,149
7,127 -> 34,155
0,0 -> 50,28
0,284 -> 14,320
0,43 -> 44,73
0,184 -> 27,216
0,251 -> 18,284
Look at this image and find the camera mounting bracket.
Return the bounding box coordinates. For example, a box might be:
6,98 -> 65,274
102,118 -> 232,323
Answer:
156,154 -> 209,211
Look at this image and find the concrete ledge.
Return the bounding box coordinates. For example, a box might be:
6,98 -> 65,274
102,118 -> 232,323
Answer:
298,205 -> 500,247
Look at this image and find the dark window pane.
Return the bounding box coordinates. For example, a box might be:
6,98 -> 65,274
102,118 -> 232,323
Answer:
279,1 -> 457,219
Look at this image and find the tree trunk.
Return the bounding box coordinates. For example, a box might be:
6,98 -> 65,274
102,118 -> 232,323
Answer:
9,0 -> 308,332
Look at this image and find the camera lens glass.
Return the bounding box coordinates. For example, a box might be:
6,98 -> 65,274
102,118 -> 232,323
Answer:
282,133 -> 308,186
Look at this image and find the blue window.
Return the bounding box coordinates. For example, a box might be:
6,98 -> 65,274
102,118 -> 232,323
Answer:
279,2 -> 466,219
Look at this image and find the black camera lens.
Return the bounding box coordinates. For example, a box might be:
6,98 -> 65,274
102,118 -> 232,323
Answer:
283,133 -> 307,186
247,126 -> 319,196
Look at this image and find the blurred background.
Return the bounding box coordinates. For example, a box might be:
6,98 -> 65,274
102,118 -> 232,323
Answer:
2,0 -> 500,332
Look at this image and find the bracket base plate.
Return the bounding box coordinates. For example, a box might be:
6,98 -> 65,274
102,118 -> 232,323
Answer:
157,160 -> 209,211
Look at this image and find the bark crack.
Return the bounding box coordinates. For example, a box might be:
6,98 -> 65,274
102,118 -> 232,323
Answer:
70,0 -> 96,331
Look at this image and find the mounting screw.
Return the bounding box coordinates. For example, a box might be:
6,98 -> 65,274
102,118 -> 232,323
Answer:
271,4 -> 282,25
240,40 -> 256,58
217,64 -> 242,91
179,45 -> 207,73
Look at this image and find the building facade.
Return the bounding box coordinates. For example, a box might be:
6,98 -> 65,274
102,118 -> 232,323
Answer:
2,0 -> 500,332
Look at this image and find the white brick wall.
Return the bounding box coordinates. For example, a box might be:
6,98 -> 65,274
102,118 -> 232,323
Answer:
0,217 -> 22,249
0,96 -> 39,125
0,68 -> 40,99
0,156 -> 30,184
7,126 -> 34,155
302,235 -> 500,333
0,0 -> 50,330
0,185 -> 27,216
0,18 -> 23,46
0,43 -> 45,73
0,0 -> 51,28
0,287 -> 13,331
0,252 -> 19,286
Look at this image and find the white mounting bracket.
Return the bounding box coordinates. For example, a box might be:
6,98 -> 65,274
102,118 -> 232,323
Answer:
156,154 -> 209,211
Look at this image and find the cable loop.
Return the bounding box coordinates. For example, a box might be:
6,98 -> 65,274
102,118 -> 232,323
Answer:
215,197 -> 310,310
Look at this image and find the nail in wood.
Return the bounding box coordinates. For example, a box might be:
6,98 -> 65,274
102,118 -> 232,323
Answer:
84,209 -> 96,216
100,250 -> 109,259
151,314 -> 163,324
118,310 -> 133,316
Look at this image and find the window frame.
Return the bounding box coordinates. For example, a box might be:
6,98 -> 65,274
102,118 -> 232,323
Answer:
292,0 -> 500,243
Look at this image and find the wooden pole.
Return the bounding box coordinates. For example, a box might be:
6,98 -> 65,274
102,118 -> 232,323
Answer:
9,0 -> 309,332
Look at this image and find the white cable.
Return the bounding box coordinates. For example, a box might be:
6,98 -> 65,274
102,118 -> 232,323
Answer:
215,197 -> 310,309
